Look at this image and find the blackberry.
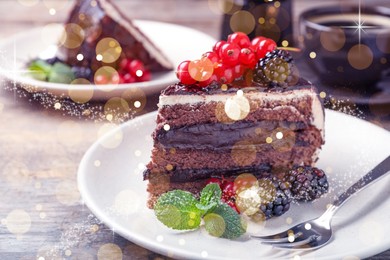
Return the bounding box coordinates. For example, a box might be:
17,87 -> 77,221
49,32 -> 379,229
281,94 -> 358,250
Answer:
71,66 -> 93,80
283,166 -> 329,202
258,177 -> 292,219
253,49 -> 298,87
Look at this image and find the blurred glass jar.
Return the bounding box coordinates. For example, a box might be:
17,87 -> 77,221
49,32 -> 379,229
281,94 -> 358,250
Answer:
221,0 -> 293,46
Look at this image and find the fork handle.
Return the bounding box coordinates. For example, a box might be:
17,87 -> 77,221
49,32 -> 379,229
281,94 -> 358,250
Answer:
332,155 -> 390,208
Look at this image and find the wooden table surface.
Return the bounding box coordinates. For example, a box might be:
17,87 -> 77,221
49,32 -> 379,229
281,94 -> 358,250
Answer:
0,0 -> 389,259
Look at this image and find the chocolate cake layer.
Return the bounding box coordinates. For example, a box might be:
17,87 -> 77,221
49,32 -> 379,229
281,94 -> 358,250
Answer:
144,125 -> 322,181
156,87 -> 324,135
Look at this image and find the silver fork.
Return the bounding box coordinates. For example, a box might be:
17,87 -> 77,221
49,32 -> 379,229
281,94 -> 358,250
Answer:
251,155 -> 390,250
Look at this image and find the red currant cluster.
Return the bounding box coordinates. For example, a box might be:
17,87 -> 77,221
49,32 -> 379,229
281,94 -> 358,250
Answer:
176,32 -> 276,87
118,58 -> 151,84
206,177 -> 239,212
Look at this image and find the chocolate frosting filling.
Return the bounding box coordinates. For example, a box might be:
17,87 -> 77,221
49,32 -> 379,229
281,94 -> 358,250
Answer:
156,120 -> 308,150
145,164 -> 271,183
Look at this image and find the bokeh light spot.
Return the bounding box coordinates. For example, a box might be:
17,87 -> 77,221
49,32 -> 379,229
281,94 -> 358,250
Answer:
76,53 -> 84,61
258,178 -> 277,204
94,66 -> 120,87
347,44 -> 373,70
60,23 -> 85,49
163,124 -> 170,131
69,78 -> 93,103
96,38 -> 122,63
97,243 -> 123,260
54,102 -> 61,110
309,52 -> 316,59
231,140 -> 256,166
189,58 -> 214,82
230,10 -> 256,34
236,187 -> 261,216
6,209 -> 31,235
320,28 -> 345,52
224,95 -> 250,121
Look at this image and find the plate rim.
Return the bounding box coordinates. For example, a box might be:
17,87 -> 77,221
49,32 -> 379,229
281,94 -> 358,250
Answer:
77,109 -> 390,259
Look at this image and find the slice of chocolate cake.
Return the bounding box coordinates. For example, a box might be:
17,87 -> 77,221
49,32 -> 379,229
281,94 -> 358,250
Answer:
144,34 -> 325,208
57,0 -> 172,74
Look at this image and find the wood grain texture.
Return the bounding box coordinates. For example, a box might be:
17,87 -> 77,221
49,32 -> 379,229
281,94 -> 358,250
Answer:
0,0 -> 389,259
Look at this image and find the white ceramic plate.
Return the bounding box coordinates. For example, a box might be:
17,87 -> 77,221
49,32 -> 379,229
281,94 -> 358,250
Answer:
78,110 -> 390,260
0,20 -> 216,100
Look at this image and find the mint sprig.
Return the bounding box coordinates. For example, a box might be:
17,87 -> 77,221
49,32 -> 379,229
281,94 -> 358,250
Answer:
154,184 -> 246,239
27,59 -> 75,84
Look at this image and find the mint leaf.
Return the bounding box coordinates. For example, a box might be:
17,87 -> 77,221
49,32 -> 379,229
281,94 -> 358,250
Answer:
208,203 -> 246,239
199,183 -> 222,206
48,62 -> 75,84
27,59 -> 52,81
197,183 -> 221,214
154,190 -> 202,230
204,212 -> 226,237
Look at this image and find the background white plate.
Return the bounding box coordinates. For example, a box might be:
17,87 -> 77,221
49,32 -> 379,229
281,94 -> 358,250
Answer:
0,20 -> 216,100
78,110 -> 390,259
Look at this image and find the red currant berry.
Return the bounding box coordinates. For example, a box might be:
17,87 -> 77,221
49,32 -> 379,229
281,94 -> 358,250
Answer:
122,73 -> 136,83
214,63 -> 234,84
228,32 -> 251,48
94,74 -> 108,85
176,60 -> 196,85
128,60 -> 145,77
239,47 -> 256,67
202,51 -> 220,65
219,43 -> 240,66
110,73 -> 120,84
188,58 -> 214,82
138,70 -> 151,82
254,38 -> 277,60
222,181 -> 236,199
119,58 -> 131,70
232,64 -> 247,79
251,36 -> 267,51
206,177 -> 223,187
198,74 -> 218,87
212,40 -> 227,55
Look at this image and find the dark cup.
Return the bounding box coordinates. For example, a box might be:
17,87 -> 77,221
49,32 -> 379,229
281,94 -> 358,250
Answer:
299,5 -> 390,89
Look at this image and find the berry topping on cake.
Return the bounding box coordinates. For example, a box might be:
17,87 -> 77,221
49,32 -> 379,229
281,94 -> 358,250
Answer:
283,166 -> 329,202
175,32 -> 285,88
173,32 -> 301,89
253,49 -> 298,87
259,177 -> 292,219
